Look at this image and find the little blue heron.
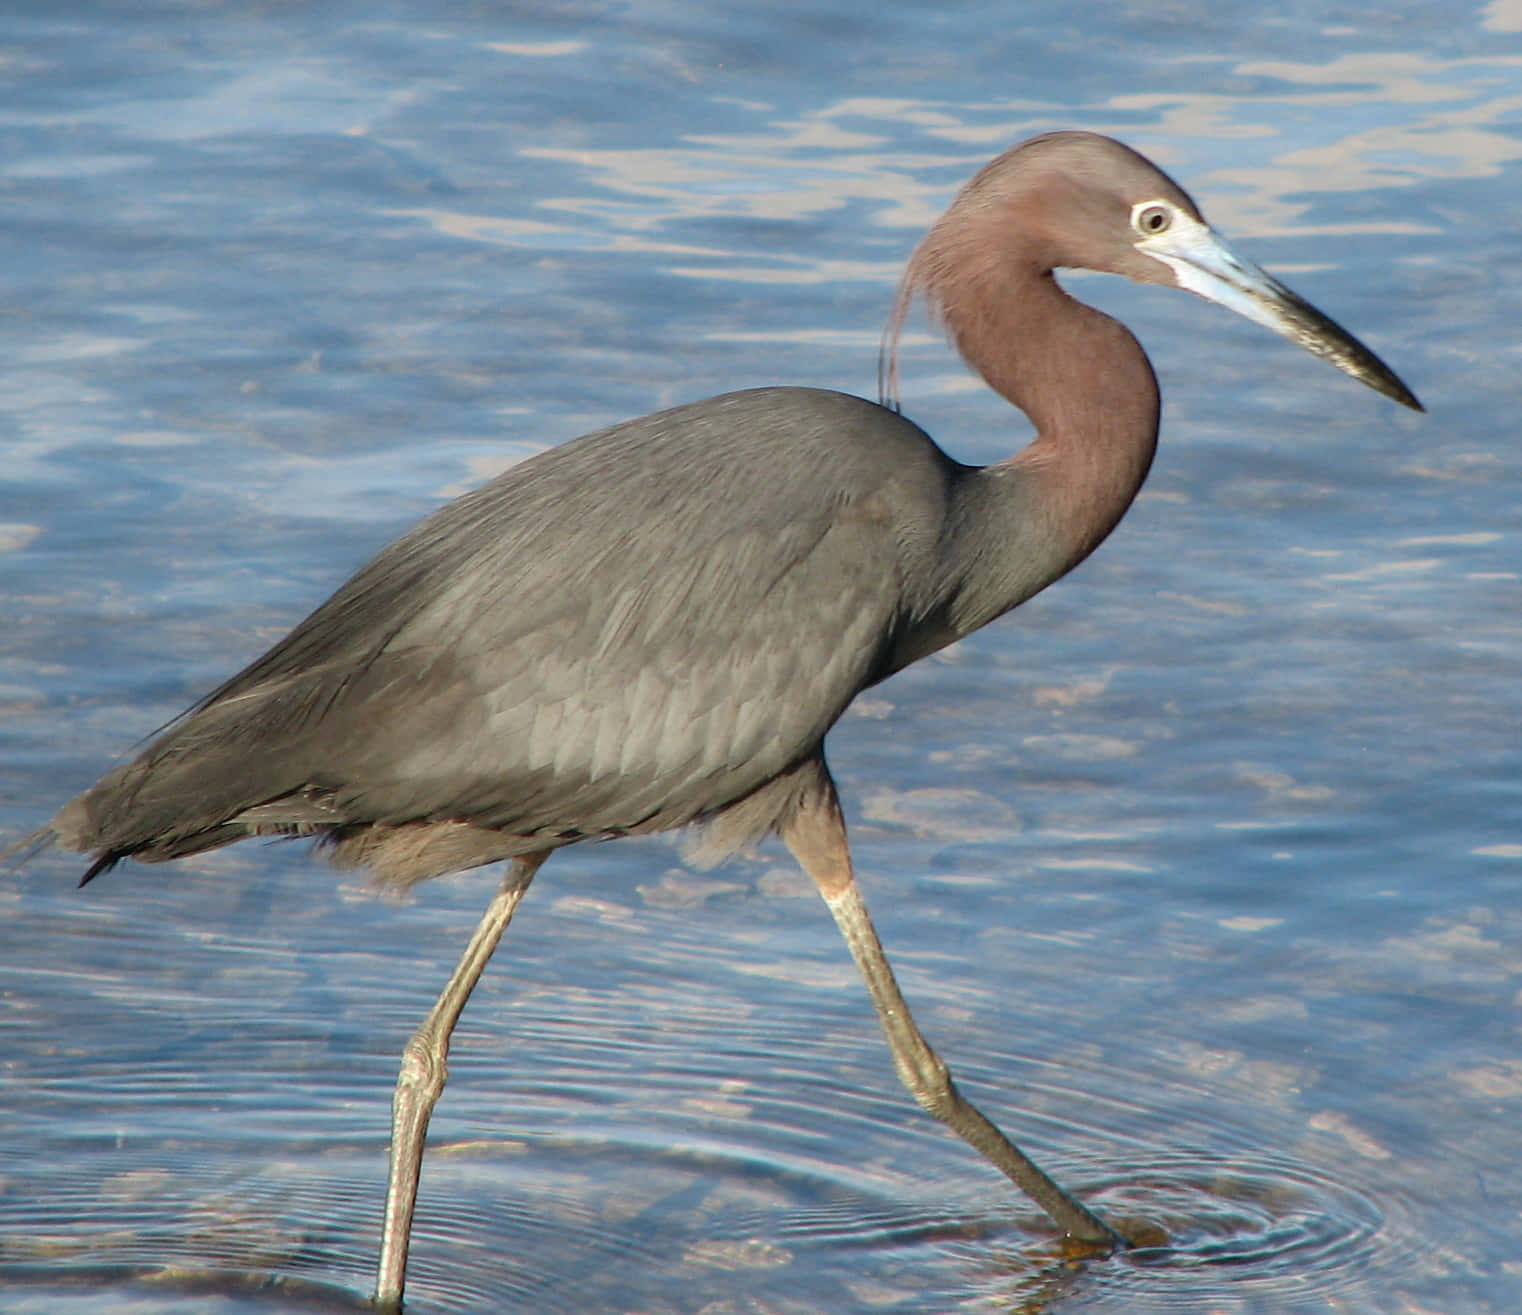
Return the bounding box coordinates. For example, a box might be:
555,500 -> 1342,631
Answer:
38,132 -> 1420,1307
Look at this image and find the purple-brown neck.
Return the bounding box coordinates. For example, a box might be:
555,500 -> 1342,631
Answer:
889,200 -> 1161,604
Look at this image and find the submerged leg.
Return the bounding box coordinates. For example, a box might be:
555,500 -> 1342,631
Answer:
375,852 -> 548,1310
780,771 -> 1123,1249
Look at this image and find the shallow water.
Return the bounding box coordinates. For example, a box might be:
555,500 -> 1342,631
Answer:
2,2 -> 1520,1312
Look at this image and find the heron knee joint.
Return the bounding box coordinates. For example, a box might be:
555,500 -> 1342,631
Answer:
398,1030 -> 450,1100
898,1051 -> 957,1118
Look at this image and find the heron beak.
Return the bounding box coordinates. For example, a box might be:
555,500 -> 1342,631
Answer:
1138,218 -> 1423,413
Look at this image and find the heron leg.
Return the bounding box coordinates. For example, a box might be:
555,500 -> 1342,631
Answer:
780,775 -> 1123,1249
375,852 -> 548,1311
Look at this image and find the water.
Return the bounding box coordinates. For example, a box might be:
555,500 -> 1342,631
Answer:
2,1 -> 1519,1311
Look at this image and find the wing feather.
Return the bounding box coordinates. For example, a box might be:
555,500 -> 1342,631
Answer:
55,387 -> 959,876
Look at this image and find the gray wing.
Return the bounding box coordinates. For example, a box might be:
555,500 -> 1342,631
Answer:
55,387 -> 959,876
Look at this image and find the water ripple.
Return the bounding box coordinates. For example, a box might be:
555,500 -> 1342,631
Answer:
1041,1151 -> 1423,1313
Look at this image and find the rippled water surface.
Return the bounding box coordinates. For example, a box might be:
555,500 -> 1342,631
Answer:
3,2 -> 1520,1312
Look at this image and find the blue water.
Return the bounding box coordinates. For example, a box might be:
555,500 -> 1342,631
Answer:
3,2 -> 1519,1312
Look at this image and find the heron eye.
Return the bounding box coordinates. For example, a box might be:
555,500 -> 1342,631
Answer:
1134,203 -> 1172,236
